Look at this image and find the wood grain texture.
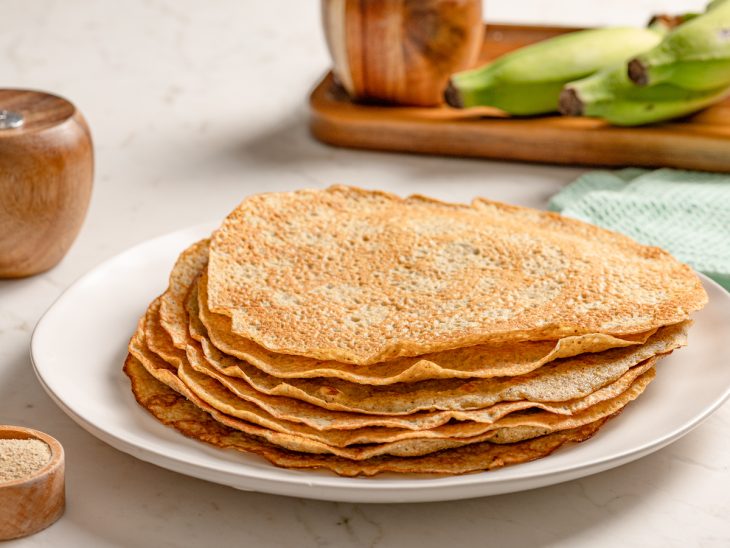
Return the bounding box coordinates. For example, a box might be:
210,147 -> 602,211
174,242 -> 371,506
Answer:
0,426 -> 65,541
322,0 -> 484,106
0,89 -> 94,278
310,24 -> 730,172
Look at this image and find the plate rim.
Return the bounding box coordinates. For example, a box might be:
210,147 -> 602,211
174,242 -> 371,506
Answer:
30,224 -> 730,502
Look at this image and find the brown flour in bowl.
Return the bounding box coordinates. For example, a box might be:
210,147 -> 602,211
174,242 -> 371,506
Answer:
0,439 -> 51,482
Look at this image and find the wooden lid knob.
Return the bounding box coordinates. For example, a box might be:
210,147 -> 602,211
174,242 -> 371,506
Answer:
0,89 -> 94,278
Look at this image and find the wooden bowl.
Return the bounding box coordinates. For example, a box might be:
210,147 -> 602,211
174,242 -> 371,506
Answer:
0,89 -> 94,278
321,0 -> 484,106
0,426 -> 65,540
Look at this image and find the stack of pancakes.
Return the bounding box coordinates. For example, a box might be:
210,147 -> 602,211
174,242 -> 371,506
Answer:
125,186 -> 707,476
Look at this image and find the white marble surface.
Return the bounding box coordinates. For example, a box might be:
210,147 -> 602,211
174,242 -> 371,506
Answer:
1,0 -> 728,546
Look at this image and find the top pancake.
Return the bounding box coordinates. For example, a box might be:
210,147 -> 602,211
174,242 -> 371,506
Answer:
208,186 -> 707,364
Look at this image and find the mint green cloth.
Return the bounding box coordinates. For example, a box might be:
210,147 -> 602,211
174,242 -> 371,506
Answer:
549,168 -> 730,291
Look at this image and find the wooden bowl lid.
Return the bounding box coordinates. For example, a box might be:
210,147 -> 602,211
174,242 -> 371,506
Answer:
0,89 -> 76,137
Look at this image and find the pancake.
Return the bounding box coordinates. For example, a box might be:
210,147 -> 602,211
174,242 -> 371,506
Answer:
207,186 -> 706,363
180,351 -> 655,447
130,329 -> 648,459
162,238 -> 661,385
187,289 -> 684,415
124,354 -> 615,477
137,301 -> 656,454
150,294 -> 660,432
159,239 -> 211,350
198,271 -> 658,384
190,341 -> 658,431
179,356 -> 653,447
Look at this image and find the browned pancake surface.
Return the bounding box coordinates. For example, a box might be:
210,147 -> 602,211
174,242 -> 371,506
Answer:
208,186 -> 706,363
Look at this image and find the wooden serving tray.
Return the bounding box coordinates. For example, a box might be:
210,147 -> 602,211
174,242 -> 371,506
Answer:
309,24 -> 730,172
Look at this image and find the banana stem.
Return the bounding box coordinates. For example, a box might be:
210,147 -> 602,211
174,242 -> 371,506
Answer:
628,59 -> 650,85
647,13 -> 699,31
444,80 -> 464,108
558,88 -> 584,116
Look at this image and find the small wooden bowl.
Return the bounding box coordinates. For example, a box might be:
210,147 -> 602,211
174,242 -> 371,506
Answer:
0,426 -> 65,541
0,89 -> 94,278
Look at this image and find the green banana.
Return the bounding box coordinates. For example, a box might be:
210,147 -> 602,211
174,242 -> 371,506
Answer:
628,0 -> 730,90
446,27 -> 666,115
587,88 -> 728,125
561,64 -> 730,126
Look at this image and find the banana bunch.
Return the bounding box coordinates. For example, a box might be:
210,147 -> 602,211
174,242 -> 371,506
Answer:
447,0 -> 730,125
562,0 -> 730,125
445,26 -> 666,115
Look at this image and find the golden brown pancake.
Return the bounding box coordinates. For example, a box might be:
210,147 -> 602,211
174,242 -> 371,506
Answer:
124,354 -> 616,476
133,307 -> 654,458
163,239 -> 663,386
207,186 -> 706,363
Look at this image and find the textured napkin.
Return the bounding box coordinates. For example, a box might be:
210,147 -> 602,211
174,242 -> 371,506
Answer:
549,168 -> 730,291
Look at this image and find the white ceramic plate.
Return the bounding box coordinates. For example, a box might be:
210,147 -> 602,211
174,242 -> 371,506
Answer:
31,224 -> 730,503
